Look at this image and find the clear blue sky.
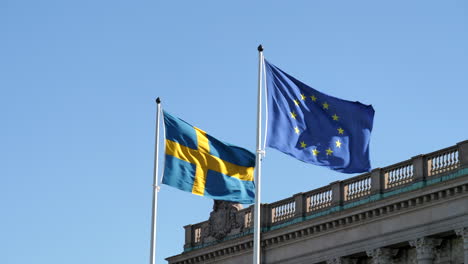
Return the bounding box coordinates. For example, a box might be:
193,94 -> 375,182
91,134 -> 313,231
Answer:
2,1 -> 467,263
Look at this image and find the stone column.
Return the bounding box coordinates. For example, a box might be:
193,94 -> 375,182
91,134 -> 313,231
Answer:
326,256 -> 357,264
366,248 -> 398,264
455,227 -> 468,264
409,237 -> 442,264
434,239 -> 451,264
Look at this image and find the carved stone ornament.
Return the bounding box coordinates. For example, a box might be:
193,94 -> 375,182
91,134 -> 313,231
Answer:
455,227 -> 468,238
366,248 -> 398,264
409,237 -> 442,260
203,200 -> 243,241
326,257 -> 358,264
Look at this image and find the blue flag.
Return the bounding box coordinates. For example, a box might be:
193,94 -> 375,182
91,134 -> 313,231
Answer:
162,111 -> 256,203
265,60 -> 375,173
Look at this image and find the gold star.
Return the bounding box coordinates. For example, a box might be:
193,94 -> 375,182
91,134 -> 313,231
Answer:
290,111 -> 297,119
326,148 -> 334,156
310,95 -> 317,102
294,99 -> 300,106
322,102 -> 329,109
294,127 -> 300,134
312,149 -> 319,156
335,140 -> 342,148
337,127 -> 344,134
301,94 -> 307,100
300,141 -> 307,148
332,114 -> 339,121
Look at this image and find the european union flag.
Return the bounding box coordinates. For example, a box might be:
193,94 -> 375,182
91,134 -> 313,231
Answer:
265,60 -> 375,173
162,111 -> 256,203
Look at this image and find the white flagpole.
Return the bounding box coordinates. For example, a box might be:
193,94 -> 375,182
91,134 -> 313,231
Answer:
149,97 -> 162,264
253,45 -> 264,264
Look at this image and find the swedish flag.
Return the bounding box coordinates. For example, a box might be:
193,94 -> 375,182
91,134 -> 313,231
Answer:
265,60 -> 375,173
162,111 -> 256,203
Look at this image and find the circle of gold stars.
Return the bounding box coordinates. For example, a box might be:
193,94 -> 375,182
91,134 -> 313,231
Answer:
287,92 -> 347,158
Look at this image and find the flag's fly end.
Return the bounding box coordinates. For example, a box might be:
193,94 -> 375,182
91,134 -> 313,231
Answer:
264,60 -> 374,173
161,111 -> 256,204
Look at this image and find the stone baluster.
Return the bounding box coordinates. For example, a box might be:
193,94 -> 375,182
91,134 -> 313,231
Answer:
326,256 -> 358,264
409,237 -> 442,264
366,248 -> 398,264
455,227 -> 468,264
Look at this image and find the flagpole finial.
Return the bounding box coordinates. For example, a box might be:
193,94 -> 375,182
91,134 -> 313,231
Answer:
257,45 -> 263,52
156,97 -> 161,104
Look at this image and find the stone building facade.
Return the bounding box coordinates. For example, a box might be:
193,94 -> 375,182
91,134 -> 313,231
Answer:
167,141 -> 468,264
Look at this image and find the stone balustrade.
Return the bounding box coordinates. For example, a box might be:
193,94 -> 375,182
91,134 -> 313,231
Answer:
306,186 -> 332,212
173,140 -> 468,264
